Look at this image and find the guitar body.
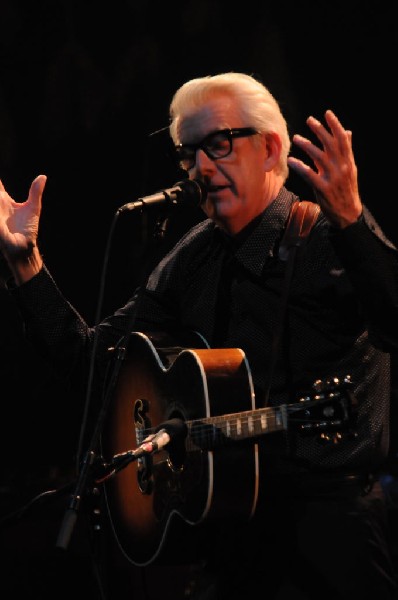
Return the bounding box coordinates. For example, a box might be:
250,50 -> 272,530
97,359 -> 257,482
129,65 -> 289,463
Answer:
101,331 -> 258,566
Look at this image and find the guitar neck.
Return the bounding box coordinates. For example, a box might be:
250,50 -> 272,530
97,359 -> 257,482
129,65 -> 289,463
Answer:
186,405 -> 288,451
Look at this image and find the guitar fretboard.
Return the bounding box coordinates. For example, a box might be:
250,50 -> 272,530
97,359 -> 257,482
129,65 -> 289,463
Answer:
186,406 -> 288,451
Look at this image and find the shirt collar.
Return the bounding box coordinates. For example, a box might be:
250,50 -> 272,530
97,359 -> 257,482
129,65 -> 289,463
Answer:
232,187 -> 298,278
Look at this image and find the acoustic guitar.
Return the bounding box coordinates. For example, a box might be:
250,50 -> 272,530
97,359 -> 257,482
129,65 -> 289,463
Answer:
100,331 -> 355,566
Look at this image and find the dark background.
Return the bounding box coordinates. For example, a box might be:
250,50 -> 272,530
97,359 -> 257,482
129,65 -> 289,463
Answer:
1,1 -> 397,598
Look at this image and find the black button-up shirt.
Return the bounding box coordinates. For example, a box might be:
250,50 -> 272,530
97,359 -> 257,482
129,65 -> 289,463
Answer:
11,186 -> 398,477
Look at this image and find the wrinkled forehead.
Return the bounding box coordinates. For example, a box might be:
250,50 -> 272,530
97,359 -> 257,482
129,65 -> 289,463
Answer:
176,95 -> 243,145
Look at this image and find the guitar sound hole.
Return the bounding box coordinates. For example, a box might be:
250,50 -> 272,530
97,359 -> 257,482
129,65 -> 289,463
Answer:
167,442 -> 186,471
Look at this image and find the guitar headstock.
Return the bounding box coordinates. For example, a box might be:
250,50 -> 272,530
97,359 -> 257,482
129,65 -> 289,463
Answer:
290,375 -> 357,444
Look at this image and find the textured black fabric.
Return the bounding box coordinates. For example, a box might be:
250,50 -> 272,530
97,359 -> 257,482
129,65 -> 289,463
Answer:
9,184 -> 398,597
189,480 -> 398,600
10,186 -> 398,478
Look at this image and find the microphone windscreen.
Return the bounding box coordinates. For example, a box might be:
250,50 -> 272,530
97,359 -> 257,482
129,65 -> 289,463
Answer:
176,179 -> 207,206
155,418 -> 188,440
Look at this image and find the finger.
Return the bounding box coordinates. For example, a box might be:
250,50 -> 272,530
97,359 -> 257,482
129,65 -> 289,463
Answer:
305,111 -> 348,157
291,133 -> 325,168
324,110 -> 353,154
287,156 -> 321,189
0,179 -> 5,192
345,130 -> 354,152
28,174 -> 47,208
297,116 -> 351,170
324,109 -> 345,136
304,115 -> 335,151
32,174 -> 47,192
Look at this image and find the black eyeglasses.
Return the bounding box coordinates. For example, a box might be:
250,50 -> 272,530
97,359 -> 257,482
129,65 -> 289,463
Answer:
174,127 -> 260,170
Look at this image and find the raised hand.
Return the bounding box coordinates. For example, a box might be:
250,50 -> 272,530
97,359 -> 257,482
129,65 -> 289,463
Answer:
0,174 -> 47,282
287,110 -> 362,228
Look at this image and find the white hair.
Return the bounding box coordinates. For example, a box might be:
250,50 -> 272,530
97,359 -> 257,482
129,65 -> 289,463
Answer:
169,72 -> 291,181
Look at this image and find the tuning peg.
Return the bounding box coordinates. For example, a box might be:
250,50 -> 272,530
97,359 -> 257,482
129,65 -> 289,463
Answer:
318,432 -> 343,445
311,374 -> 352,394
312,377 -> 338,393
343,374 -> 353,386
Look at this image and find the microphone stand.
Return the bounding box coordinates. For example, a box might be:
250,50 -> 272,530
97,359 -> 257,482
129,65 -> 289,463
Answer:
55,340 -> 130,550
55,180 -> 200,550
56,207 -> 146,551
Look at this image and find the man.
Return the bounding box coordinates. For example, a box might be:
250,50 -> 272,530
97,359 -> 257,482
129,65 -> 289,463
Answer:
1,72 -> 398,598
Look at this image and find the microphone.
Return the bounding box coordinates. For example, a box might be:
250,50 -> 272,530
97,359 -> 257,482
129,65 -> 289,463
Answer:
136,417 -> 188,455
117,179 -> 207,213
96,418 -> 187,482
136,428 -> 172,455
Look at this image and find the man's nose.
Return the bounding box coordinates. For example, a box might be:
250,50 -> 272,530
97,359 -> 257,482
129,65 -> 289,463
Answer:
194,148 -> 216,174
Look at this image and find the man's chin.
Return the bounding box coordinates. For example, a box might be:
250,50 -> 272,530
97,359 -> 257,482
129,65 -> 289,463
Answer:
205,197 -> 235,219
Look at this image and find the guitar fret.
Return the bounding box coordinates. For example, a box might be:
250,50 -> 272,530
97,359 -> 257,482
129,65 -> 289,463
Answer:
215,410 -> 286,441
186,388 -> 344,450
236,418 -> 242,436
260,413 -> 267,432
226,421 -> 231,437
248,415 -> 254,434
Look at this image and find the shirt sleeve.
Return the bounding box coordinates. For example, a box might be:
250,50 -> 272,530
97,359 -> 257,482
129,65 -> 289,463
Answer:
329,207 -> 398,350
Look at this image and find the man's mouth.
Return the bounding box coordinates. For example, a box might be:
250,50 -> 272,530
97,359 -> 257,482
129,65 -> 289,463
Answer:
208,185 -> 228,193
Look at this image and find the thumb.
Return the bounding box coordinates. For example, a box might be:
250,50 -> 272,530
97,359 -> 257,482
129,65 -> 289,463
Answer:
28,174 -> 47,210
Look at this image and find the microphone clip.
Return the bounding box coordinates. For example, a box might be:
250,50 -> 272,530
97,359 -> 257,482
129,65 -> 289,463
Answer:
95,428 -> 171,483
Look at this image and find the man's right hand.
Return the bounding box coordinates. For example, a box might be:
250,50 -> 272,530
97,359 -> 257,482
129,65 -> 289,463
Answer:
0,174 -> 47,284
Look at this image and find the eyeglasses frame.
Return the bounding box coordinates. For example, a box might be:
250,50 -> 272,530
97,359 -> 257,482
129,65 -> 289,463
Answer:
174,127 -> 260,170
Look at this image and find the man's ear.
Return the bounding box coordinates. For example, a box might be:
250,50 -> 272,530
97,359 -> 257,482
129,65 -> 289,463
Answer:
263,132 -> 282,171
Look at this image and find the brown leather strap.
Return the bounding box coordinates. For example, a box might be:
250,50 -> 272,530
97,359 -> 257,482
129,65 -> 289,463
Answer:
263,200 -> 321,406
279,200 -> 321,261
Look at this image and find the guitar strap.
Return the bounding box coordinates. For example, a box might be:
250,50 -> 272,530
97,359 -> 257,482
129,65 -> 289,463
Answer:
262,200 -> 321,407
